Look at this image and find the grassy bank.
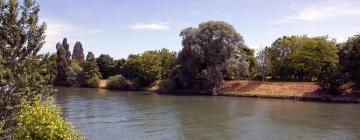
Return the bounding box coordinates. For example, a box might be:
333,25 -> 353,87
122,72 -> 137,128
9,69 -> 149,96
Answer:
99,79 -> 360,103
219,80 -> 360,103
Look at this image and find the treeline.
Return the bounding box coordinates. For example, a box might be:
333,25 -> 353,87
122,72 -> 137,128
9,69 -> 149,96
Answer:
49,21 -> 360,96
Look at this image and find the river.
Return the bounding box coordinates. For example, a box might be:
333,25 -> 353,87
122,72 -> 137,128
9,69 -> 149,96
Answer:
54,87 -> 360,140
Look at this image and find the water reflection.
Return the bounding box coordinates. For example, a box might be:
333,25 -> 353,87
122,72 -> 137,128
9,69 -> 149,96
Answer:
54,87 -> 360,140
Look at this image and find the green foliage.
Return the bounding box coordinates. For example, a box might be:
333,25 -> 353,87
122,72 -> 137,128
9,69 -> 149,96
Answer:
318,60 -> 345,95
0,0 -> 55,137
267,35 -> 338,81
256,47 -> 272,80
72,42 -> 84,61
176,21 -> 245,95
340,34 -> 360,91
54,39 -> 73,86
224,57 -> 249,80
239,46 -> 257,76
15,100 -> 84,140
122,49 -> 177,86
106,75 -> 129,90
54,39 -> 86,87
96,54 -> 115,79
79,52 -> 101,88
40,53 -> 57,84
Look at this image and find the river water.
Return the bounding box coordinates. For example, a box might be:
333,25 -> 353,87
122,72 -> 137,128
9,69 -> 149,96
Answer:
54,87 -> 360,140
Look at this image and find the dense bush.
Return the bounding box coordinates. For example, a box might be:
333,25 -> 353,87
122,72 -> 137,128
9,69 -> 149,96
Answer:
340,34 -> 360,92
318,61 -> 345,95
106,75 -> 129,90
15,100 -> 83,140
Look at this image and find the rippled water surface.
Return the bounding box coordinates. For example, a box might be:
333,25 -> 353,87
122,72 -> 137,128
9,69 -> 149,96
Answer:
54,87 -> 360,140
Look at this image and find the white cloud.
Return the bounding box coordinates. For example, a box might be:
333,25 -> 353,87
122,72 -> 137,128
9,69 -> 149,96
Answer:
42,18 -> 101,51
129,22 -> 170,30
274,1 -> 360,24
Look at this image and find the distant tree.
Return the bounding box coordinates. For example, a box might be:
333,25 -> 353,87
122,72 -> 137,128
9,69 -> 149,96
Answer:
62,38 -> 71,60
239,46 -> 257,76
72,41 -> 84,61
0,0 -> 54,137
256,46 -> 272,80
54,40 -> 71,86
79,52 -> 101,87
267,35 -> 338,81
96,54 -> 115,79
224,57 -> 249,80
158,48 -> 178,79
112,58 -> 126,75
176,21 -> 246,95
340,34 -> 360,91
123,51 -> 162,86
318,60 -> 345,95
40,53 -> 57,84
121,49 -> 177,87
54,38 -> 83,86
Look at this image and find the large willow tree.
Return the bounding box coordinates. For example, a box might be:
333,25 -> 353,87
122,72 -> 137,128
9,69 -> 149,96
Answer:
176,21 -> 246,95
0,0 -> 53,138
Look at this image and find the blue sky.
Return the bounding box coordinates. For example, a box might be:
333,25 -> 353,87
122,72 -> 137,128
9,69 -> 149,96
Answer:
38,0 -> 360,59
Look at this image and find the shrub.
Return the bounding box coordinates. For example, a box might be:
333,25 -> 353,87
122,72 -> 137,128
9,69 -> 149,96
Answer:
318,61 -> 345,95
158,79 -> 177,93
15,100 -> 83,140
106,75 -> 129,90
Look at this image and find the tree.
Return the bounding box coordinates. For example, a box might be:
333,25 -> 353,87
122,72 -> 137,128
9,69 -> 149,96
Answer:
40,53 -> 57,84
239,46 -> 256,76
72,41 -> 84,61
96,54 -> 115,79
54,38 -> 84,87
256,46 -> 272,80
62,38 -> 71,60
340,34 -> 360,91
318,60 -> 345,95
158,48 -> 178,79
224,57 -> 249,80
123,51 -> 162,86
176,21 -> 246,95
80,52 -> 101,87
267,35 -> 338,81
0,0 -> 52,137
54,39 -> 71,86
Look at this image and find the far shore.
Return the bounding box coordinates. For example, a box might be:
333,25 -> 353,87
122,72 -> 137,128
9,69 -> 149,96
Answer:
94,80 -> 360,103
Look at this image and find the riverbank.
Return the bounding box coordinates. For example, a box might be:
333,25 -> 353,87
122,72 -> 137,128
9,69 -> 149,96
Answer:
98,80 -> 360,103
218,80 -> 360,103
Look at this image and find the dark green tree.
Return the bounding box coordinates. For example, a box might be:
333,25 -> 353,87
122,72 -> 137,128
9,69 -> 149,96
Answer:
54,40 -> 71,86
72,41 -> 84,61
176,21 -> 245,95
80,52 -> 101,87
239,46 -> 256,76
62,38 -> 71,60
96,54 -> 115,79
318,60 -> 345,95
0,0 -> 53,137
340,34 -> 360,91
